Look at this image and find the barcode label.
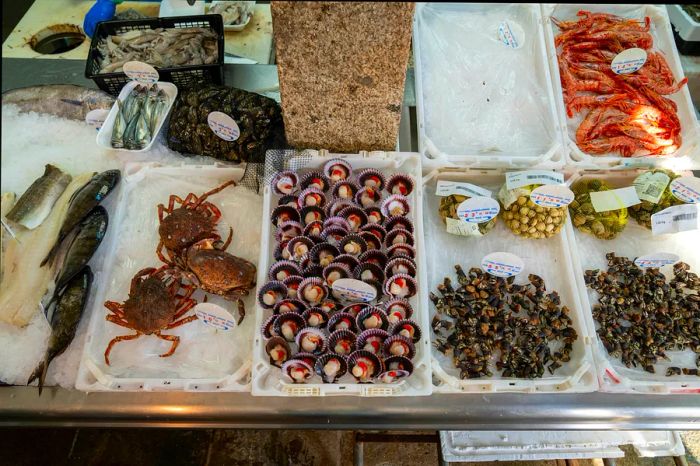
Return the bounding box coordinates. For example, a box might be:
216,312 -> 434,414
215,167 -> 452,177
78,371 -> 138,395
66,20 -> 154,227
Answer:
652,204 -> 700,235
506,171 -> 564,190
633,171 -> 670,204
436,180 -> 492,198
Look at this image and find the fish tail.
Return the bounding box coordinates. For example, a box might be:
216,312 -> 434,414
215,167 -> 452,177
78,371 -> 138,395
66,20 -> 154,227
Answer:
27,359 -> 48,395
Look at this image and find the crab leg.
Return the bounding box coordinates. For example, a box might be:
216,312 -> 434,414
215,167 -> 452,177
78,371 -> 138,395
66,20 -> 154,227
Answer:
192,179 -> 237,209
105,332 -> 142,365
221,226 -> 233,250
165,315 -> 198,330
155,331 -> 181,358
171,298 -> 196,321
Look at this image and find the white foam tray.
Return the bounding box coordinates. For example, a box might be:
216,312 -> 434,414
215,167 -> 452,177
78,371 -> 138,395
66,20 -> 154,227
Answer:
440,430 -> 685,463
413,3 -> 564,169
76,162 -> 260,392
251,150 -> 432,396
96,81 -> 177,153
423,167 -> 597,393
567,169 -> 700,394
542,4 -> 700,169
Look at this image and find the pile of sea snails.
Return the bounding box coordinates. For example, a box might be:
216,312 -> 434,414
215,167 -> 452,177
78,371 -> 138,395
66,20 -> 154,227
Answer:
431,266 -> 577,379
261,159 -> 423,384
586,253 -> 700,376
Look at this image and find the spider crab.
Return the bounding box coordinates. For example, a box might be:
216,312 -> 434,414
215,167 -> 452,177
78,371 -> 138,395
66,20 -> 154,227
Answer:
103,266 -> 197,365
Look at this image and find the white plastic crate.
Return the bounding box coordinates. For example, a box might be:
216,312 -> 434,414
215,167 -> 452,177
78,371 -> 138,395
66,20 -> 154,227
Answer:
542,4 -> 700,169
76,163 -> 260,391
567,169 -> 700,394
413,3 -> 564,169
423,167 -> 597,393
251,150 -> 432,396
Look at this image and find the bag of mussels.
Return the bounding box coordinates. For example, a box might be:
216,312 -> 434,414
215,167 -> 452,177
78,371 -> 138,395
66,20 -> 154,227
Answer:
569,179 -> 628,240
629,168 -> 685,230
167,84 -> 286,163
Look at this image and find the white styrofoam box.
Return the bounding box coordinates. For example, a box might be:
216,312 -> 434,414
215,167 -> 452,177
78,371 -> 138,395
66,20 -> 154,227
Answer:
423,167 -> 597,393
96,81 -> 177,153
440,431 -> 685,463
207,1 -> 255,31
668,4 -> 700,43
76,163 -> 260,391
567,169 -> 700,394
413,3 -> 564,169
251,150 -> 432,396
542,4 -> 700,169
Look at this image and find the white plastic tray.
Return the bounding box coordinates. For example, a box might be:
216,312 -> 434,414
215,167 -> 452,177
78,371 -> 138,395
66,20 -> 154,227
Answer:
542,4 -> 700,169
413,3 -> 564,169
668,4 -> 700,42
96,81 -> 177,154
207,1 -> 255,31
76,162 -> 261,391
251,150 -> 432,396
567,169 -> 700,394
423,168 -> 597,393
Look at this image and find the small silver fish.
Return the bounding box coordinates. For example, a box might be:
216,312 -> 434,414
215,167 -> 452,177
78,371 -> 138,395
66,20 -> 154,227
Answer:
6,165 -> 72,230
111,100 -> 126,148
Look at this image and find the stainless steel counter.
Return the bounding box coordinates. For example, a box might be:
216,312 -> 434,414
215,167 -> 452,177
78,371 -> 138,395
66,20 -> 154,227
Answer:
2,57 -> 700,429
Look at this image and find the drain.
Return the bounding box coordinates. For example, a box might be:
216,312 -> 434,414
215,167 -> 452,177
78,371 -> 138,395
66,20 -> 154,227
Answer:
30,24 -> 85,54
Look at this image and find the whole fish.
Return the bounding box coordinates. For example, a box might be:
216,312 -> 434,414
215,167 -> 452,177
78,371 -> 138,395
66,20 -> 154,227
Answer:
6,165 -> 72,230
50,206 -> 108,304
111,100 -> 126,148
41,170 -> 121,267
28,266 -> 93,394
2,85 -> 114,121
1,192 -> 17,285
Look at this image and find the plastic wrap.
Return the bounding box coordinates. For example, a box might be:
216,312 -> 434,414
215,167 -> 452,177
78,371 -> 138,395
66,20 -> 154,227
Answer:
629,168 -> 684,229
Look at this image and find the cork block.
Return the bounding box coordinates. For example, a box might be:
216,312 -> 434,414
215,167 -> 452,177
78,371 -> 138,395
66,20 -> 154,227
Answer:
271,1 -> 414,153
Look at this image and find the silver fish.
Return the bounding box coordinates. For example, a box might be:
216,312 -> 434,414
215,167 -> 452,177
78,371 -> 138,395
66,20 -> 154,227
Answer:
2,85 -> 114,121
111,99 -> 126,148
6,165 -> 72,230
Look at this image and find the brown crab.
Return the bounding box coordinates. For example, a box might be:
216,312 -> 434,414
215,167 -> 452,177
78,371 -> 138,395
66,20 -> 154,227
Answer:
103,266 -> 197,365
156,179 -> 237,266
180,238 -> 257,325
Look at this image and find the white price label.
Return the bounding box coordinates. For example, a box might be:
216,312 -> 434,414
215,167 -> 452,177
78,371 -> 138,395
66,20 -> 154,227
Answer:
331,278 -> 377,302
456,196 -> 500,223
497,20 -> 524,49
651,204 -> 700,235
194,303 -> 237,331
634,252 -> 680,269
123,61 -> 160,84
530,185 -> 575,208
670,176 -> 700,204
481,252 -> 524,278
590,186 -> 641,212
85,108 -> 110,131
611,48 -> 647,75
436,180 -> 492,198
208,111 -> 240,141
634,171 -> 670,204
505,171 -> 564,190
445,217 -> 481,237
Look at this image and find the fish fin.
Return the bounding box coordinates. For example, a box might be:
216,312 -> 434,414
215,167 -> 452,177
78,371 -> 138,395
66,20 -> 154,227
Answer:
40,240 -> 61,267
59,98 -> 82,107
27,359 -> 48,395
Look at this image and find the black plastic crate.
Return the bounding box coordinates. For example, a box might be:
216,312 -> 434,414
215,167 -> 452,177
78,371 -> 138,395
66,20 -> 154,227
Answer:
85,15 -> 225,96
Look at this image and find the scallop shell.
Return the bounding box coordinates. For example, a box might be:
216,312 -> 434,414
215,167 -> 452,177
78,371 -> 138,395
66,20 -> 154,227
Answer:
278,194 -> 298,207
261,314 -> 279,339
274,241 -> 292,261
303,264 -> 324,278
356,329 -> 390,355
358,250 -> 388,269
338,234 -> 367,257
357,168 -> 386,190
383,334 -> 416,359
384,273 -> 417,299
286,236 -> 315,262
273,298 -> 306,315
355,186 -> 382,208
365,207 -> 384,225
359,231 -> 381,250
332,180 -> 360,200
386,173 -> 414,197
363,279 -> 384,301
297,187 -> 327,209
258,281 -> 288,309
276,220 -> 304,242
340,303 -> 367,317
282,275 -> 304,298
271,205 -> 300,227
327,329 -> 358,356
323,216 -> 351,232
302,307 -> 330,328
274,313 -> 306,342
319,299 -> 339,314
339,206 -> 368,232
271,171 -> 299,195
298,277 -> 328,306
300,171 -> 330,192
321,226 -> 348,246
315,353 -> 348,383
386,243 -> 416,261
389,318 -> 422,343
309,242 -> 341,267
347,350 -> 383,382
295,327 -> 327,355
323,158 -> 352,183
299,205 -> 326,226
385,229 -> 415,247
331,254 -> 361,271
327,199 -> 355,218
281,359 -> 314,384
384,257 -> 417,279
269,260 -> 303,281
381,194 -> 410,217
356,306 -> 389,332
322,263 -> 352,286
303,221 -> 324,238
266,336 -> 291,367
384,216 -> 414,233
327,312 -> 358,333
360,223 -> 387,242
376,356 -> 413,383
383,298 -> 413,323
353,263 -> 385,283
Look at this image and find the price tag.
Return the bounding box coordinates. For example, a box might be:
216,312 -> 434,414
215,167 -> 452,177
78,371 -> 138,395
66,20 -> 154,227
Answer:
194,303 -> 237,331
456,196 -> 500,223
590,186 -> 641,212
634,252 -> 680,269
505,171 -> 564,190
530,185 -> 575,208
670,176 -> 700,204
611,48 -> 647,75
331,278 -> 377,302
651,204 -> 700,235
634,171 -> 670,204
208,111 -> 240,141
436,180 -> 492,198
481,252 -> 524,278
445,217 -> 480,236
123,61 -> 159,84
85,108 -> 110,131
497,20 -> 524,49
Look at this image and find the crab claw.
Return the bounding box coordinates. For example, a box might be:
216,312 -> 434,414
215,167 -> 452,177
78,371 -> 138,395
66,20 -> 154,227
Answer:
237,299 -> 245,326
